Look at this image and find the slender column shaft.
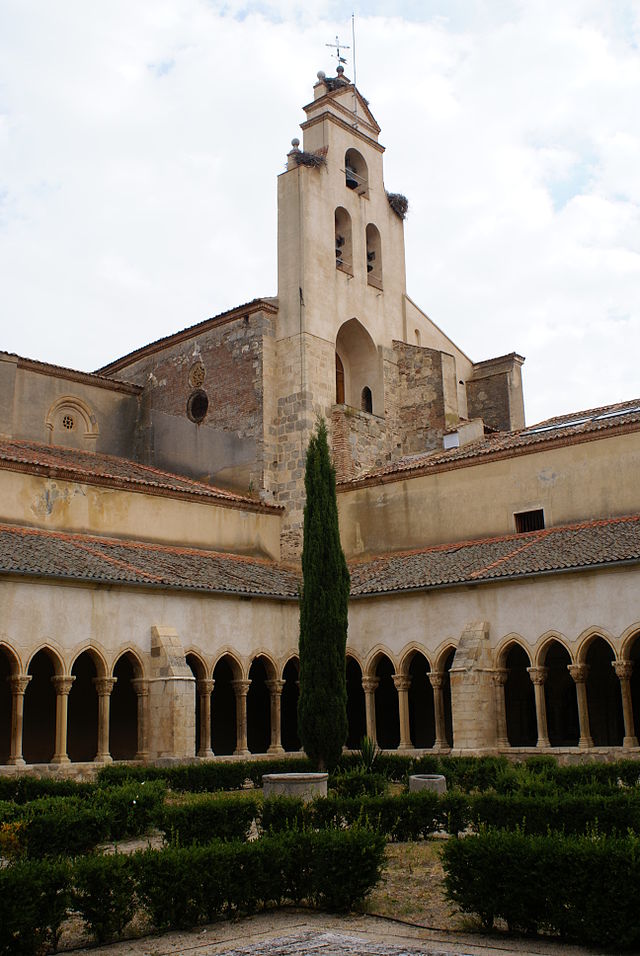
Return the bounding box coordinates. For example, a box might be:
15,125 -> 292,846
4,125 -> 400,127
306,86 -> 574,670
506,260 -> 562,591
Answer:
197,679 -> 215,758
568,664 -> 593,748
93,677 -> 117,763
231,679 -> 251,756
428,672 -> 447,750
266,679 -> 285,754
361,677 -> 379,745
527,666 -> 550,748
392,675 -> 412,750
51,676 -> 75,764
8,676 -> 31,766
612,661 -> 638,748
131,678 -> 150,760
491,669 -> 509,748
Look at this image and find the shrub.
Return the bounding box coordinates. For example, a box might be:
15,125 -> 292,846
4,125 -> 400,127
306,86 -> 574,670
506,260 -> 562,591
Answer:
72,853 -> 137,943
0,775 -> 94,804
329,769 -> 387,798
0,857 -> 71,955
161,792 -> 259,844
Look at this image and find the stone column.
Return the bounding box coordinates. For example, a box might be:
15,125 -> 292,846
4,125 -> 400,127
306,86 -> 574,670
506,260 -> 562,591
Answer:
392,675 -> 412,750
428,672 -> 448,750
51,676 -> 75,765
612,661 -> 639,748
527,666 -> 550,748
131,678 -> 150,760
491,668 -> 509,748
567,664 -> 593,748
231,679 -> 251,756
196,679 -> 215,758
361,677 -> 379,745
266,679 -> 285,754
93,677 -> 117,763
8,675 -> 31,766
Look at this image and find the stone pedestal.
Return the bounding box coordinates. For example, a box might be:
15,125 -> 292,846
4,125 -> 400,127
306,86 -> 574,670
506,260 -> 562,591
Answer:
262,772 -> 328,803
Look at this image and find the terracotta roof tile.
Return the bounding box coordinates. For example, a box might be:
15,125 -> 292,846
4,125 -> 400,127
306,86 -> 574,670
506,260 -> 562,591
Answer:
0,524 -> 299,598
348,514 -> 640,596
341,397 -> 640,487
0,439 -> 280,513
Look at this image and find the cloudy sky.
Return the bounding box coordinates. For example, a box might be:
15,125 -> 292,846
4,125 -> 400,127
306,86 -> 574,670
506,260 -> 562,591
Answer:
1,1 -> 639,424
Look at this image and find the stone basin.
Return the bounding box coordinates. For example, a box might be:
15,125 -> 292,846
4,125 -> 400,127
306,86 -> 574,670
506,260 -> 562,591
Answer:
262,772 -> 328,803
409,773 -> 447,795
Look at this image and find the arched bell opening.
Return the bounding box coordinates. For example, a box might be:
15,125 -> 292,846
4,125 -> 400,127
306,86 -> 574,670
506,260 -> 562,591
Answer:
335,206 -> 353,274
374,655 -> 399,750
585,638 -> 624,746
365,223 -> 382,290
68,652 -> 99,762
211,656 -> 238,756
542,642 -> 579,747
281,657 -> 300,752
346,656 -> 366,749
23,649 -> 59,764
247,656 -> 273,755
344,148 -> 368,196
407,652 -> 435,748
504,644 -> 537,747
0,646 -> 18,764
110,654 -> 140,761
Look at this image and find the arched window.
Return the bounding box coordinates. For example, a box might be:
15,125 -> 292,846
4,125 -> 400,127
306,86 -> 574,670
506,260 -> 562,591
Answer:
336,318 -> 381,415
361,387 -> 373,414
345,148 -> 369,196
335,353 -> 345,404
366,223 -> 382,290
415,329 -> 421,346
335,207 -> 352,274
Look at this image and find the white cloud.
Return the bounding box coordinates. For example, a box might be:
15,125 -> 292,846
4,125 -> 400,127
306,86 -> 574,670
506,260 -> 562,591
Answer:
0,0 -> 638,423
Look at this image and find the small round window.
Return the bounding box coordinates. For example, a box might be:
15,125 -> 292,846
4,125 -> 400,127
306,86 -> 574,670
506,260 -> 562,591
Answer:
62,414 -> 75,430
187,390 -> 209,423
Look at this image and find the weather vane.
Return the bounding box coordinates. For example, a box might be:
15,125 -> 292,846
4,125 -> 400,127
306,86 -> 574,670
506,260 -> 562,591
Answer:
326,35 -> 350,69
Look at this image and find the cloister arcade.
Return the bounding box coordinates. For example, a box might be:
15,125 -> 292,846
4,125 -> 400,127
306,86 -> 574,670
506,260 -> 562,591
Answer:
1,632 -> 640,766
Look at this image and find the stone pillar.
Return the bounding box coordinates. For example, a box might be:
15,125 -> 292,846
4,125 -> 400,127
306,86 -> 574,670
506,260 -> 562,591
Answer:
428,671 -> 448,750
449,622 -> 496,751
491,668 -> 509,748
131,678 -> 150,760
527,666 -> 550,748
392,675 -> 412,750
568,664 -> 593,748
93,677 -> 117,763
8,675 -> 31,766
196,679 -> 215,758
51,676 -> 75,765
266,679 -> 285,755
231,679 -> 251,756
147,626 -> 196,760
361,677 -> 379,744
612,661 -> 639,748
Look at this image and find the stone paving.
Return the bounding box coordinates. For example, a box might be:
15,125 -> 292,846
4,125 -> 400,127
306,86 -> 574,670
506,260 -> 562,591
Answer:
214,930 -> 467,955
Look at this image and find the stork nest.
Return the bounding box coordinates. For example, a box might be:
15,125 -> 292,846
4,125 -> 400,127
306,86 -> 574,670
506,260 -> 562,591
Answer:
386,192 -> 409,219
292,149 -> 326,169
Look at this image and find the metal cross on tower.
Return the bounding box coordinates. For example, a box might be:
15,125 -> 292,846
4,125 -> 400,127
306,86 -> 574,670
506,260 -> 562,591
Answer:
326,35 -> 350,68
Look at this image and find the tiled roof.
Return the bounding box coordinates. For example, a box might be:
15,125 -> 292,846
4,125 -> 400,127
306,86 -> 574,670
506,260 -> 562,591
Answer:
96,298 -> 278,374
0,351 -> 141,394
349,515 -> 640,597
341,397 -> 640,487
0,524 -> 299,598
0,439 -> 280,513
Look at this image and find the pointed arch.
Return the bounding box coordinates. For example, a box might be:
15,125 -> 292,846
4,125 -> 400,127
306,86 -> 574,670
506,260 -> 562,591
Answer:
281,656 -> 300,752
495,634 -> 531,669
247,655 -> 275,754
535,632 -> 573,667
211,653 -> 240,756
407,651 -> 435,749
373,653 -> 399,750
336,318 -> 382,416
0,645 -> 19,764
584,636 -> 624,746
365,644 -> 398,679
576,627 -> 617,664
24,648 -> 62,763
502,642 -> 536,747
541,639 -> 579,746
68,650 -> 100,762
110,651 -> 142,761
399,643 -> 433,677
346,654 -> 366,749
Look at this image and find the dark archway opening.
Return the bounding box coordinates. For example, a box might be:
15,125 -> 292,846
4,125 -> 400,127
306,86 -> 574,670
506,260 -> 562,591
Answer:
408,653 -> 435,748
247,658 -> 271,755
544,642 -> 579,746
211,658 -> 236,755
23,650 -> 57,764
68,653 -> 98,762
0,648 -> 15,764
586,638 -> 624,746
504,645 -> 537,747
442,649 -> 455,747
110,655 -> 138,761
630,638 -> 640,742
346,657 -> 366,749
336,353 -> 345,404
281,658 -> 300,752
374,656 -> 399,750
186,654 -> 205,755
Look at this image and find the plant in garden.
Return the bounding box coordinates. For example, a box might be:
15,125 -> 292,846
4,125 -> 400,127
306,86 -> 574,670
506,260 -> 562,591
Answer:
298,418 -> 350,772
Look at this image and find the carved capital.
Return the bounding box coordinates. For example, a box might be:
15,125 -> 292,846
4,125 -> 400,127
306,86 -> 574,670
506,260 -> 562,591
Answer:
361,677 -> 379,694
265,679 -> 286,695
613,661 -> 634,682
197,678 -> 215,696
392,675 -> 411,692
568,664 -> 589,684
8,675 -> 31,696
131,678 -> 149,698
231,679 -> 251,697
527,666 -> 549,686
428,671 -> 445,690
490,668 -> 509,686
51,676 -> 75,696
93,677 -> 117,697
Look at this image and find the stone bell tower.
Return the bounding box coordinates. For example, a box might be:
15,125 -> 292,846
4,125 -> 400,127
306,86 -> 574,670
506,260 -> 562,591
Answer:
272,67 -> 410,559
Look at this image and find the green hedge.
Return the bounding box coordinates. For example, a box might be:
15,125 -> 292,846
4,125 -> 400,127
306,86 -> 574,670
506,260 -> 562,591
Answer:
0,776 -> 94,804
443,828 -> 640,948
161,792 -> 260,844
96,756 -> 315,792
0,829 -> 385,953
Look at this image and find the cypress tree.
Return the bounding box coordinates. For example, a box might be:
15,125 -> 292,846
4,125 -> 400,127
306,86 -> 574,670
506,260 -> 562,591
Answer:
298,418 -> 350,771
